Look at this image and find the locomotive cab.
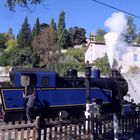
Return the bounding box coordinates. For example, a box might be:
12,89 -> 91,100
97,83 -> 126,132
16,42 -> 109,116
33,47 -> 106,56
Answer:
10,70 -> 37,88
9,67 -> 57,88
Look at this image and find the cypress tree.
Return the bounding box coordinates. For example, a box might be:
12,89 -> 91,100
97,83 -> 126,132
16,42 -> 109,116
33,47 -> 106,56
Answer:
32,17 -> 40,37
124,16 -> 137,44
17,16 -> 32,48
50,18 -> 57,31
35,17 -> 40,36
50,18 -> 57,46
7,27 -> 14,40
57,11 -> 66,49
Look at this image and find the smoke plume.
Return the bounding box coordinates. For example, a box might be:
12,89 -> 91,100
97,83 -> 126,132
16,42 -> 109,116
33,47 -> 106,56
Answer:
104,12 -> 128,68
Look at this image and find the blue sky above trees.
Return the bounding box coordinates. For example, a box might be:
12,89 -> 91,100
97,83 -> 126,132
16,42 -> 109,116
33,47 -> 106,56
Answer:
0,0 -> 140,37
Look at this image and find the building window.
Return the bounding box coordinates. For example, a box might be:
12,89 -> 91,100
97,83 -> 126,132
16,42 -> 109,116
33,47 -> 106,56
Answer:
118,54 -> 123,61
133,54 -> 138,61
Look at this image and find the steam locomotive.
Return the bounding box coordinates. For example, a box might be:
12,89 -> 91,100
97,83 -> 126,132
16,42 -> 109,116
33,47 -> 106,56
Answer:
0,66 -> 128,121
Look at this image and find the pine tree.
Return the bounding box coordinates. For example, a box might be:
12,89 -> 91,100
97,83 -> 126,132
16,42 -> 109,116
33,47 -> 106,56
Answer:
17,16 -> 32,48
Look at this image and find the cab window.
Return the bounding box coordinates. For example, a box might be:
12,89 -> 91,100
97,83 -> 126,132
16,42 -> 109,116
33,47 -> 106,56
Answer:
41,76 -> 48,86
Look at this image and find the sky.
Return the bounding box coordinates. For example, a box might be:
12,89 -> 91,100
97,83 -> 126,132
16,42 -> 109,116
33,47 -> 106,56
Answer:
0,0 -> 140,37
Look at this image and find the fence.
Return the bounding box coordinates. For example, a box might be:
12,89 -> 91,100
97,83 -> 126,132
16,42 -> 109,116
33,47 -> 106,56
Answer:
0,114 -> 140,140
0,119 -> 37,140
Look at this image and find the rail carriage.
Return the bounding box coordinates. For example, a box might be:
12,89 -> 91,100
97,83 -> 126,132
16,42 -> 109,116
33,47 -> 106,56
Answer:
0,67 -> 128,121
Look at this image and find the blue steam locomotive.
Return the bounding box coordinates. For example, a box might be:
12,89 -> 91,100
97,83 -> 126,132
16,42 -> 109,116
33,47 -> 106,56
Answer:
0,66 -> 128,121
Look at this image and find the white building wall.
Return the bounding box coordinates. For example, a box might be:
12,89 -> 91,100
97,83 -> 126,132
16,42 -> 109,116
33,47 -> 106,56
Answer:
85,43 -> 106,63
85,43 -> 140,73
116,46 -> 140,73
0,66 -> 12,82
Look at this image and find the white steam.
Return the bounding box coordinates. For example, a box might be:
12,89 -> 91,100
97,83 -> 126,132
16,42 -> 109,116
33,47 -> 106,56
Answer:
104,12 -> 128,68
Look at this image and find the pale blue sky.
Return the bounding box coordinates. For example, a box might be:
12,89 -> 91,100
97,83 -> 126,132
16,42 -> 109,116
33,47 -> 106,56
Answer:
0,0 -> 140,37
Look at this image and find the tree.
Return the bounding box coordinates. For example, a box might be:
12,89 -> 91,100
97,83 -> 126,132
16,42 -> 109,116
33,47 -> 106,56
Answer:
5,40 -> 17,53
32,27 -> 60,69
6,0 -> 43,11
57,11 -> 66,49
62,48 -> 85,63
0,34 -> 7,49
0,37 -> 39,67
7,28 -> 14,40
123,16 -> 137,44
49,19 -> 58,47
9,47 -> 40,67
50,18 -> 57,31
58,11 -> 65,33
40,23 -> 49,31
134,33 -> 140,44
93,54 -> 111,76
17,16 -> 32,48
63,29 -> 72,49
0,40 -> 18,66
69,26 -> 86,46
0,52 -> 10,66
32,17 -> 40,37
95,28 -> 106,42
58,29 -> 70,49
96,28 -> 106,36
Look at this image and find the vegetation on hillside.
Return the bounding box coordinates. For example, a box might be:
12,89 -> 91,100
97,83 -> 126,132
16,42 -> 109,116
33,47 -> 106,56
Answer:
0,7 -> 140,75
92,54 -> 112,76
0,11 -> 87,75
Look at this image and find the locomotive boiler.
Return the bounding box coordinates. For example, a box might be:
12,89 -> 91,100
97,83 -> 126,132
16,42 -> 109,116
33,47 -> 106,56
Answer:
0,66 -> 128,121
